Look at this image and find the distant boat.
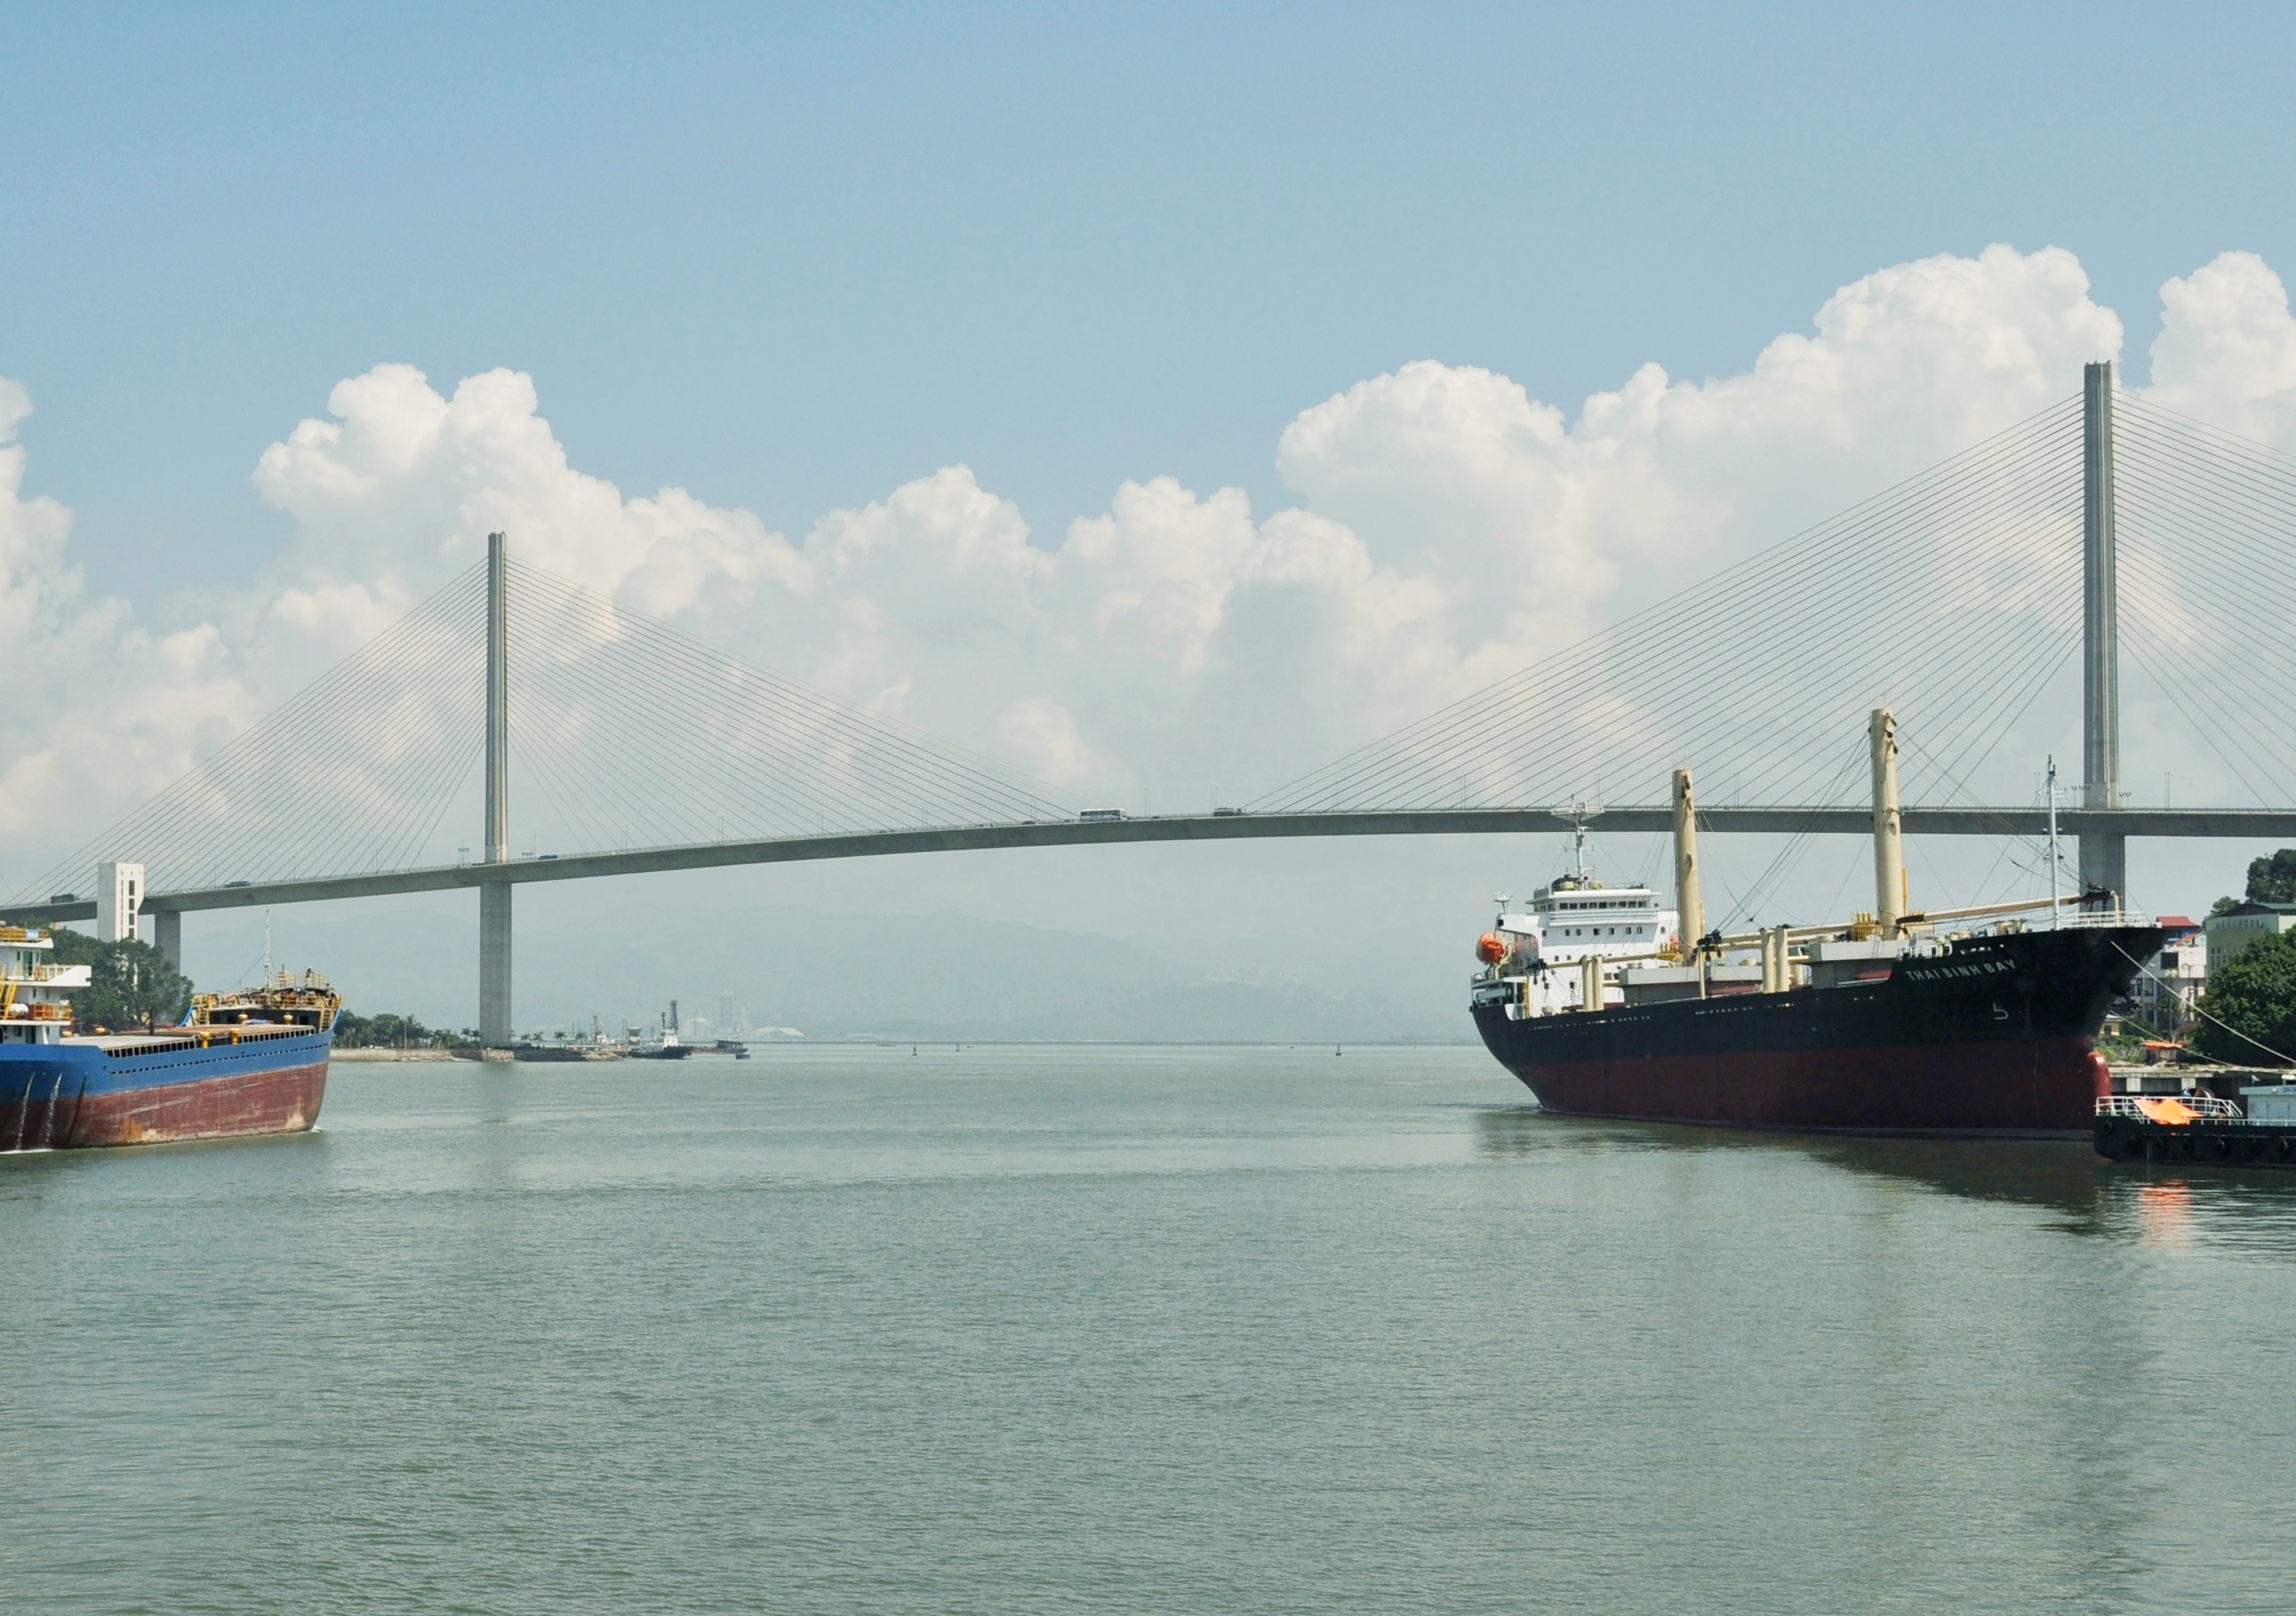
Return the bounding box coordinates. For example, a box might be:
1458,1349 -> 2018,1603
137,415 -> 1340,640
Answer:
628,999 -> 694,1061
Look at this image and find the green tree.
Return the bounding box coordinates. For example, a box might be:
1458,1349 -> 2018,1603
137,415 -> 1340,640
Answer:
38,927 -> 194,1030
2191,927 -> 2296,1066
2212,848 -> 2296,914
2249,848 -> 2296,904
333,1009 -> 466,1049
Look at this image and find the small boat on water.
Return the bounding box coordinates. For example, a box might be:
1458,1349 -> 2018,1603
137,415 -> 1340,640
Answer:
628,999 -> 694,1061
517,1016 -> 624,1062
0,924 -> 339,1151
2094,1086 -> 2296,1166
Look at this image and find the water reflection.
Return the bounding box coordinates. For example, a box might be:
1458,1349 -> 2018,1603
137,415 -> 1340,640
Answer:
1472,1102 -> 2296,1254
2134,1179 -> 2195,1251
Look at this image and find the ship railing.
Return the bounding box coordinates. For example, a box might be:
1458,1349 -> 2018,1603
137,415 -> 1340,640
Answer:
0,964 -> 84,985
2095,1094 -> 2243,1122
2036,906 -> 2154,932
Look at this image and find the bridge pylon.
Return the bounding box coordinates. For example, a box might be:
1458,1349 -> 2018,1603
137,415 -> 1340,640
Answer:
2080,361 -> 2125,904
480,531 -> 512,1050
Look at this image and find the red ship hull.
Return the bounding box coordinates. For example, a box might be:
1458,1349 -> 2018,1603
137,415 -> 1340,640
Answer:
1491,1038 -> 2110,1136
64,1062 -> 329,1148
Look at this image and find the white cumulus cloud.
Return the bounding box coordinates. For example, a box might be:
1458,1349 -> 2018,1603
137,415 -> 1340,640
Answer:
0,384 -> 250,867
2144,250 -> 2296,439
12,243 -> 2296,892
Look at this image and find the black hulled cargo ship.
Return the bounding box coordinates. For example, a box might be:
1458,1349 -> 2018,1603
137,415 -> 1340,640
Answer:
1470,712 -> 2157,1137
1473,921 -> 2158,1136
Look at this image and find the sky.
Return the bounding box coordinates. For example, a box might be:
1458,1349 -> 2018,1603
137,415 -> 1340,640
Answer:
5,3 -> 2296,1016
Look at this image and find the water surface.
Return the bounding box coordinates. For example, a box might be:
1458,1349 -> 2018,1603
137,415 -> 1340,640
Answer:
5,1046 -> 2292,1613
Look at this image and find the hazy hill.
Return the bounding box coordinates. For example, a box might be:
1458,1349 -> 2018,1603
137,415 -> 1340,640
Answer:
181,904 -> 1470,1044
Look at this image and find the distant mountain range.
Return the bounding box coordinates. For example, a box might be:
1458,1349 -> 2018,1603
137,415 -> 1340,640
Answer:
181,903 -> 1471,1045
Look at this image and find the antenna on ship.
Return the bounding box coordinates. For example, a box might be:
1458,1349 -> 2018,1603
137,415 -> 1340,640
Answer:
262,911 -> 272,984
2045,755 -> 2063,930
1552,801 -> 1604,884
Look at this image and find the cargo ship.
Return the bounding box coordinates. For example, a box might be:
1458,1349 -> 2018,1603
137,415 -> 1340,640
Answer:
0,925 -> 338,1150
1470,712 -> 2160,1136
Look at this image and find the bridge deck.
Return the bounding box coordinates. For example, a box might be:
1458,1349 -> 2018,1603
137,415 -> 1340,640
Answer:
6,806 -> 2290,924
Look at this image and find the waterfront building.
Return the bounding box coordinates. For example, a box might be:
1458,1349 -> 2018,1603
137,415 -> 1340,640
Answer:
2203,901 -> 2296,967
2134,916 -> 2206,1031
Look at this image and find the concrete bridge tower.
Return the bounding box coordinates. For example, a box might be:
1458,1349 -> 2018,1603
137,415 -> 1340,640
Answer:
2081,361 -> 2124,905
480,532 -> 512,1049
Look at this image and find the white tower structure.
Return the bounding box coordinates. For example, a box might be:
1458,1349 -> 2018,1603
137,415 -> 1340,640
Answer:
96,861 -> 144,944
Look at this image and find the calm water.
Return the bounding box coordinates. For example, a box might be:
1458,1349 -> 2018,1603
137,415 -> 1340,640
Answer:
5,1046 -> 2295,1614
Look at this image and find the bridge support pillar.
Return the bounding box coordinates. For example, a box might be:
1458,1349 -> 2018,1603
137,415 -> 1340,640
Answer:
480,530 -> 513,1048
2080,361 -> 2125,906
480,882 -> 512,1046
153,909 -> 181,972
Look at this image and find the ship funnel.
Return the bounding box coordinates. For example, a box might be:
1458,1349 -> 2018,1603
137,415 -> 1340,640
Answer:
1671,768 -> 1704,958
1870,708 -> 1905,934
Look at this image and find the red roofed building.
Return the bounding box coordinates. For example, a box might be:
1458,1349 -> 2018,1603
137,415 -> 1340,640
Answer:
2134,917 -> 2206,1031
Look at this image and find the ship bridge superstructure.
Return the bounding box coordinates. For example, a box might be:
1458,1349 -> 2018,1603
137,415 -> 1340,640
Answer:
1507,877 -> 1676,966
0,927 -> 89,1045
1489,874 -> 1680,1015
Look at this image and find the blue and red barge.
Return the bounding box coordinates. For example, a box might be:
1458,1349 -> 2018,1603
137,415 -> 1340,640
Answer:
0,924 -> 336,1151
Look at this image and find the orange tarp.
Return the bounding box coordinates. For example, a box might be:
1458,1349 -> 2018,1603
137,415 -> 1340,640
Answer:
2135,1096 -> 2201,1125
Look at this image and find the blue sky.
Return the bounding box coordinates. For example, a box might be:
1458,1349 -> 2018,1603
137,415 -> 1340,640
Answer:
7,2 -> 2294,603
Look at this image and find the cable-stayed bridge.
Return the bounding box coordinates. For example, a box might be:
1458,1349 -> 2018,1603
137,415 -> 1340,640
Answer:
12,361 -> 2296,1044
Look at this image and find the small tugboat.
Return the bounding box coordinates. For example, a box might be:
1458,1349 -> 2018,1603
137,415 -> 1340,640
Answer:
0,923 -> 339,1151
628,1000 -> 694,1061
2094,1084 -> 2296,1167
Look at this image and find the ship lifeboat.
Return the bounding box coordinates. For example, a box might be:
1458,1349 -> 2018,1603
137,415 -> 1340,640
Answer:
1476,931 -> 1509,965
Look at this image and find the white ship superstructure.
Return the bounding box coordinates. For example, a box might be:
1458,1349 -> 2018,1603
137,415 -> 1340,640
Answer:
0,927 -> 91,1044
1490,873 -> 1679,1015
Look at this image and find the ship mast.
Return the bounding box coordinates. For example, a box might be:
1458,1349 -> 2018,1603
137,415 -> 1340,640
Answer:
1553,800 -> 1601,884
1870,708 -> 1905,936
2046,755 -> 2063,929
1671,768 -> 1704,958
